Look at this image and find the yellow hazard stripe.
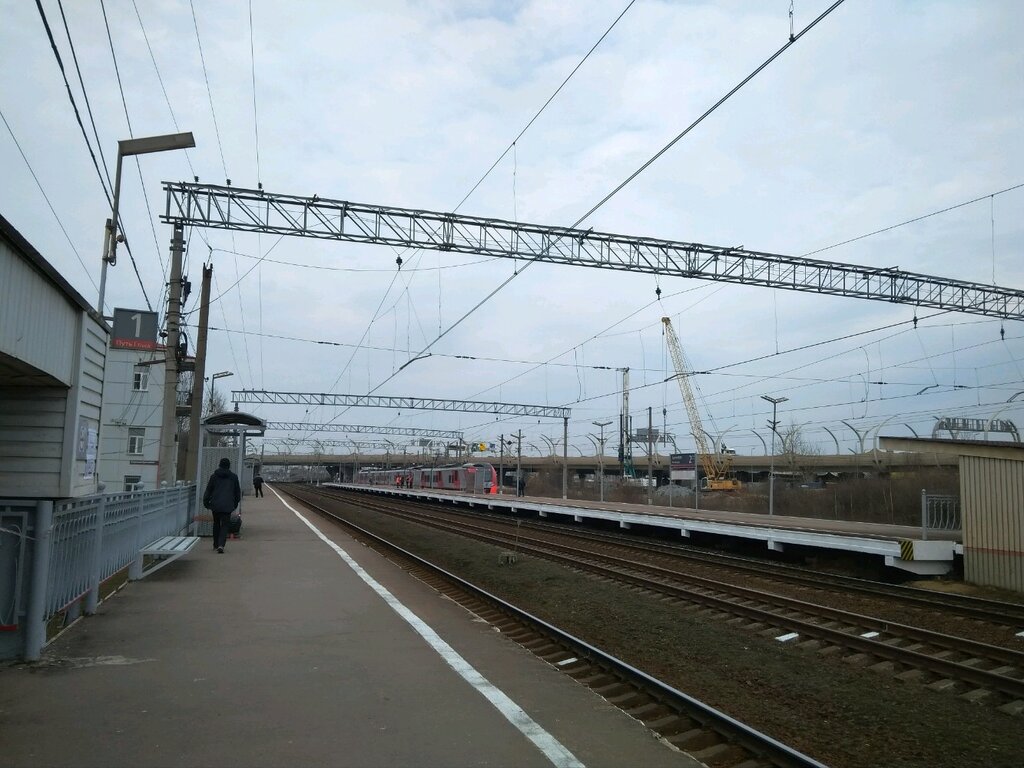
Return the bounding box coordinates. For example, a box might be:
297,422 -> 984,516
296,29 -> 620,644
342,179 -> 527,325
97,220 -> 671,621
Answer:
899,539 -> 914,561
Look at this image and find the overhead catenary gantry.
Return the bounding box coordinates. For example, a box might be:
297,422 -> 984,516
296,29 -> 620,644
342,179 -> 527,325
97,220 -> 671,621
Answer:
234,390 -> 571,419
265,421 -> 464,440
164,182 -> 1024,320
263,439 -> 426,451
235,389 -> 573,498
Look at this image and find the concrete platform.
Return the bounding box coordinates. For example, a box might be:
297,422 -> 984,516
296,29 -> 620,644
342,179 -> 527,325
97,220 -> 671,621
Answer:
0,485 -> 699,768
342,483 -> 961,576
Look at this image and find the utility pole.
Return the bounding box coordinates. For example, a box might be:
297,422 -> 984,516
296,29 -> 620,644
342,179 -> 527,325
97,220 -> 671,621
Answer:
647,407 -> 654,506
593,420 -> 612,502
158,223 -> 185,487
498,433 -> 504,495
562,416 -> 568,500
516,429 -> 523,497
618,367 -> 633,478
185,263 -> 212,484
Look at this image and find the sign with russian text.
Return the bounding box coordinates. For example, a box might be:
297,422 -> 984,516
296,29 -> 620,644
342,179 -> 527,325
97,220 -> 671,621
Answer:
670,452 -> 696,481
112,308 -> 158,350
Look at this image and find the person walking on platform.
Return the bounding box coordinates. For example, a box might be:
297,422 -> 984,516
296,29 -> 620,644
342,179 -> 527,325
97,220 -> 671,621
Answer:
253,473 -> 264,497
203,458 -> 241,554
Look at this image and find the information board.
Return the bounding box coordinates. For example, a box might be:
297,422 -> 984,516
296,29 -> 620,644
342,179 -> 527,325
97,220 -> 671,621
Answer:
111,308 -> 159,350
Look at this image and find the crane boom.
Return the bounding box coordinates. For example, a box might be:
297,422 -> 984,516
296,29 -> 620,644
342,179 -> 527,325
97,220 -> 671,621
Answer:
662,317 -> 740,490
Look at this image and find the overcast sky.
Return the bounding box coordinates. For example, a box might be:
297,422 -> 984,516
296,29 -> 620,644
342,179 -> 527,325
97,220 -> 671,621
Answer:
3,0 -> 1022,459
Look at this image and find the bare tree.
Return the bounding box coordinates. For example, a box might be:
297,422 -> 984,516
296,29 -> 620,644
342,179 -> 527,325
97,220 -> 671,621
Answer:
780,423 -> 820,456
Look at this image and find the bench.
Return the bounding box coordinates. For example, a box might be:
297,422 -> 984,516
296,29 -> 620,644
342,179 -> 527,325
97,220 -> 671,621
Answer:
129,535 -> 200,580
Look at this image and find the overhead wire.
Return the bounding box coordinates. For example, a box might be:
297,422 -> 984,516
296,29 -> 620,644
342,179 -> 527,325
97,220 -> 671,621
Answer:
189,0 -> 228,179
0,107 -> 96,292
452,0 -> 637,214
800,181 -> 1024,259
54,0 -> 113,199
98,0 -> 161,311
373,0 -> 848,402
33,0 -> 154,308
574,0 -> 847,226
248,0 -> 265,388
299,1 -> 640,434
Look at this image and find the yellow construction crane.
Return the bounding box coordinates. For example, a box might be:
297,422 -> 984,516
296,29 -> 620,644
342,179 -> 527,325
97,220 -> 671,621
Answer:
662,317 -> 741,491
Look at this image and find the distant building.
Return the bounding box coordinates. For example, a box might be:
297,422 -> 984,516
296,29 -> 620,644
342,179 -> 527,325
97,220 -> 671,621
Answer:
99,346 -> 167,492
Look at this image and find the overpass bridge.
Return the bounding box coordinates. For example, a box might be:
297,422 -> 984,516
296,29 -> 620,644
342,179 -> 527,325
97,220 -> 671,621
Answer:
258,450 -> 958,483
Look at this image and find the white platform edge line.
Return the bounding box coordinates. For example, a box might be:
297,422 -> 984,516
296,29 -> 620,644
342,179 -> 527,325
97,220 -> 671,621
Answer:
268,486 -> 585,768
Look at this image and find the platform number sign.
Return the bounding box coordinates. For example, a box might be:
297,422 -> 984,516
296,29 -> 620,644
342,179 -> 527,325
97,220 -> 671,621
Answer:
112,308 -> 159,350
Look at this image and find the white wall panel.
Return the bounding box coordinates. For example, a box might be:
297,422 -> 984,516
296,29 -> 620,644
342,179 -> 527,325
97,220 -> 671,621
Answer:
0,240 -> 78,385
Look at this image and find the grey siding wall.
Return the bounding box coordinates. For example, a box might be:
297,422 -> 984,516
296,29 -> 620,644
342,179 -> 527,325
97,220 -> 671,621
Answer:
0,316 -> 107,498
0,238 -> 78,385
961,455 -> 1024,593
66,320 -> 107,497
0,387 -> 67,495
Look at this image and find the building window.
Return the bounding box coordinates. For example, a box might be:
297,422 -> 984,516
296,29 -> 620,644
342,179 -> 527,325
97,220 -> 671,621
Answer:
127,427 -> 145,455
124,475 -> 143,492
133,367 -> 149,391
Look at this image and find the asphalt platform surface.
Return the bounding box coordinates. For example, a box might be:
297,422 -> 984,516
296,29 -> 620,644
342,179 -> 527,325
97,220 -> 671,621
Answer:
0,485 -> 701,768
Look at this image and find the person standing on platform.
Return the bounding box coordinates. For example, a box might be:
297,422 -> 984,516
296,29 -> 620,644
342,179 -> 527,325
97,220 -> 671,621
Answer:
203,458 -> 241,554
253,473 -> 264,497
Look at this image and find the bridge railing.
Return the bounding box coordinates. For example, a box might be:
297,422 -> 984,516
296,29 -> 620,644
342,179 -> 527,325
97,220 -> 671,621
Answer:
1,485 -> 195,661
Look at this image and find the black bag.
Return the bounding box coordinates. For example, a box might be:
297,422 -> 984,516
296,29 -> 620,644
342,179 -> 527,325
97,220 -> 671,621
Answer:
228,510 -> 242,534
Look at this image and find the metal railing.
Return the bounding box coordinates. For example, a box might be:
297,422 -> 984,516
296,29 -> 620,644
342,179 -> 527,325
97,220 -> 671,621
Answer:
5,485 -> 195,661
921,490 -> 960,540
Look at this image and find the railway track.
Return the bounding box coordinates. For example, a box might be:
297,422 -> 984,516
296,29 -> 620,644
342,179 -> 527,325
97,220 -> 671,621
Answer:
358,487 -> 1024,627
280,484 -> 827,768
304,485 -> 1024,714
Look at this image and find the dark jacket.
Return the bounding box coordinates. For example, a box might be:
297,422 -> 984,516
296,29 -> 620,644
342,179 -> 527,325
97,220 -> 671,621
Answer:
203,467 -> 241,514
253,475 -> 264,487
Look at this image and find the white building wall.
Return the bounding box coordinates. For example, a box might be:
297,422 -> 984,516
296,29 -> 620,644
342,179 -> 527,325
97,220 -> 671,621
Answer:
99,347 -> 166,493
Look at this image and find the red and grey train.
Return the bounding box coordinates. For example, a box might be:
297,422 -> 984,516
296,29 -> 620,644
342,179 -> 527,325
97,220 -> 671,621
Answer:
355,462 -> 498,494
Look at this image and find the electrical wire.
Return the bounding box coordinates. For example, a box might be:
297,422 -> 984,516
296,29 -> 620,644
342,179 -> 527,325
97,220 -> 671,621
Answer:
800,181 -> 1024,259
99,0 -> 160,310
452,0 -> 637,213
378,0 -> 848,400
0,107 -> 96,292
189,0 -> 228,179
575,0 -> 847,226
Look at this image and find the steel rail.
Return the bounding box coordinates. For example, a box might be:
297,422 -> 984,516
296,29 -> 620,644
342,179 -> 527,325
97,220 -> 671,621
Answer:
451,504 -> 1024,625
282,484 -> 828,768
164,182 -> 1024,320
326,488 -> 1024,701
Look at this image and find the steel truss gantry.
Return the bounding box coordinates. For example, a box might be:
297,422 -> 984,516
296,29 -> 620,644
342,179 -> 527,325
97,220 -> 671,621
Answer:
165,182 -> 1024,320
234,390 -> 571,419
265,422 -> 464,440
263,438 -> 417,451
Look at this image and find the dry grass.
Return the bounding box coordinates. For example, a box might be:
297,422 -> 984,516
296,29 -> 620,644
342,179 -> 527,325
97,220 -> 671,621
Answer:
525,468 -> 959,525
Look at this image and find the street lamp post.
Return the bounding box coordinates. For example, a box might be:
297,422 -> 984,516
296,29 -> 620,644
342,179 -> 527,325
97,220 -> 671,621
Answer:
592,420 -> 612,502
104,133 -> 197,487
98,131 -> 195,314
761,395 -> 788,517
209,371 -> 233,414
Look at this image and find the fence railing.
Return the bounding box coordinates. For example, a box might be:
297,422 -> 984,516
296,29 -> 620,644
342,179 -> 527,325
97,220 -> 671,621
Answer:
2,485 -> 195,661
921,490 -> 960,540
